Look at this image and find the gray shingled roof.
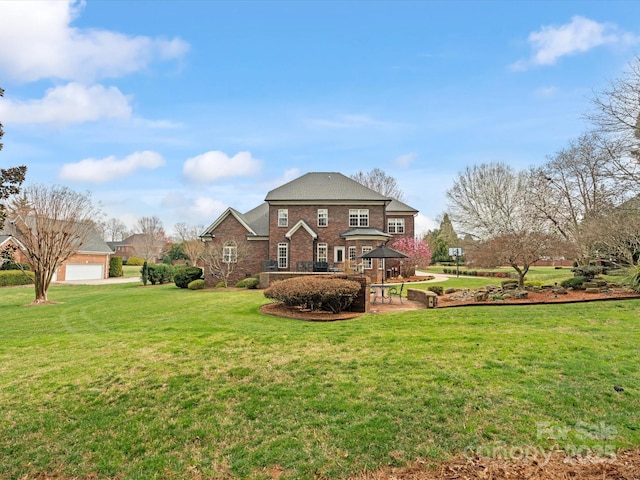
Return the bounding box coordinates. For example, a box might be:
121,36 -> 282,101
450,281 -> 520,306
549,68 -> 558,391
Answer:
1,220 -> 112,254
78,230 -> 114,254
265,172 -> 391,202
387,198 -> 418,214
243,203 -> 269,236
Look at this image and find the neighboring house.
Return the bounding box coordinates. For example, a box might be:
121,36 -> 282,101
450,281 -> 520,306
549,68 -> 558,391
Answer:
0,220 -> 112,281
109,234 -> 169,263
200,172 -> 418,285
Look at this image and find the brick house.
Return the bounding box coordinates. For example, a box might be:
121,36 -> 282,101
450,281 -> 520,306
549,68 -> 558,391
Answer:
200,172 -> 418,286
1,220 -> 112,281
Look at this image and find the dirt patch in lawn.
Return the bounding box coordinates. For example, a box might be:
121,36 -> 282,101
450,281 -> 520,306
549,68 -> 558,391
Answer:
350,446 -> 640,480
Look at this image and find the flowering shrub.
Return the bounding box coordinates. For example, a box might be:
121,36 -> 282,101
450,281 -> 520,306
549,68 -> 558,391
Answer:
390,237 -> 431,269
264,276 -> 361,313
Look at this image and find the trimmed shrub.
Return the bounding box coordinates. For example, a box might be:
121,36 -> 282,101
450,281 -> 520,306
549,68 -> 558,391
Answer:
0,261 -> 30,271
147,264 -> 175,285
188,279 -> 205,290
235,277 -> 260,289
109,256 -> 123,277
561,275 -> 587,290
174,266 -> 203,288
427,285 -> 443,296
0,270 -> 35,286
264,276 -> 361,313
571,265 -> 603,280
215,281 -> 226,288
126,256 -> 145,266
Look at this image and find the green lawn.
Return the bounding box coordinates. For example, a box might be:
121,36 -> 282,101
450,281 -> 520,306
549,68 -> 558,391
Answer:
1,283 -> 639,479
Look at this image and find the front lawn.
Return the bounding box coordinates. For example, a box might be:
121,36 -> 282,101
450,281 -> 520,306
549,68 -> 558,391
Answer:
1,283 -> 639,479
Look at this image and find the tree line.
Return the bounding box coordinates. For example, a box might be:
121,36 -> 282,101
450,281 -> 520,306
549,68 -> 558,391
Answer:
439,56 -> 640,287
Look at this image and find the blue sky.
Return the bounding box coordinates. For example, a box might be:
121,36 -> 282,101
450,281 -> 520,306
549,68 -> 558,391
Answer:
1,1 -> 639,237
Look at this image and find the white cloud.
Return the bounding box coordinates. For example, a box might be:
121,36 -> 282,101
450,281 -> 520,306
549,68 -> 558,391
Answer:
394,152 -> 417,168
183,151 -> 262,183
59,151 -> 165,183
414,213 -> 437,237
308,114 -> 388,128
511,16 -> 639,70
0,83 -> 131,125
0,0 -> 189,83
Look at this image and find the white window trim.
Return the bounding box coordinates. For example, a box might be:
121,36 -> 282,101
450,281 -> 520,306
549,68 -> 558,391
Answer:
361,246 -> 373,269
317,243 -> 328,263
388,218 -> 405,234
278,209 -> 288,227
317,208 -> 328,227
278,242 -> 288,268
349,209 -> 369,227
334,246 -> 345,263
223,242 -> 238,263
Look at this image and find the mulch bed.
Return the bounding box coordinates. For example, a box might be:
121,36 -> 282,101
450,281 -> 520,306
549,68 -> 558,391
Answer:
260,302 -> 362,321
438,288 -> 640,308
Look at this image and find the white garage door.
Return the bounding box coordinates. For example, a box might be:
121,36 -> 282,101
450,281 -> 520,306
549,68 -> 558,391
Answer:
65,264 -> 104,281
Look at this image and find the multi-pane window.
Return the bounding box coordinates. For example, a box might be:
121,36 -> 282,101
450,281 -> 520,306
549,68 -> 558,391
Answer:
317,243 -> 328,263
278,243 -> 288,268
388,218 -> 405,234
278,209 -> 288,227
349,209 -> 369,227
348,246 -> 357,261
317,209 -> 328,227
223,241 -> 237,263
361,246 -> 373,269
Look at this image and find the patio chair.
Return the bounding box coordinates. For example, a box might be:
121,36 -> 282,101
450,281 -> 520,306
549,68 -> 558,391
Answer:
388,282 -> 405,303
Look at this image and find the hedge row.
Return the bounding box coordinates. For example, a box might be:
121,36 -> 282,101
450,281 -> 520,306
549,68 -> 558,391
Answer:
442,268 -> 517,279
264,276 -> 361,313
0,270 -> 35,286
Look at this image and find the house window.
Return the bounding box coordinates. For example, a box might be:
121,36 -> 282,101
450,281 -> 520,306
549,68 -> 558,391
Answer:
348,246 -> 357,261
334,246 -> 345,263
388,218 -> 405,234
349,209 -> 369,227
278,243 -> 288,268
317,209 -> 328,227
223,241 -> 237,263
278,209 -> 288,227
361,246 -> 373,269
317,243 -> 328,263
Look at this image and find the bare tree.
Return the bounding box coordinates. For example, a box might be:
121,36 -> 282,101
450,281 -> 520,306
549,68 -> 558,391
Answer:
447,163 -> 532,239
350,168 -> 406,201
447,162 -> 565,285
201,237 -> 250,287
171,222 -> 204,265
0,87 -> 27,229
528,132 -> 630,265
586,200 -> 640,267
101,217 -> 129,242
7,184 -> 101,304
133,216 -> 167,262
468,232 -> 571,289
588,56 -> 640,184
